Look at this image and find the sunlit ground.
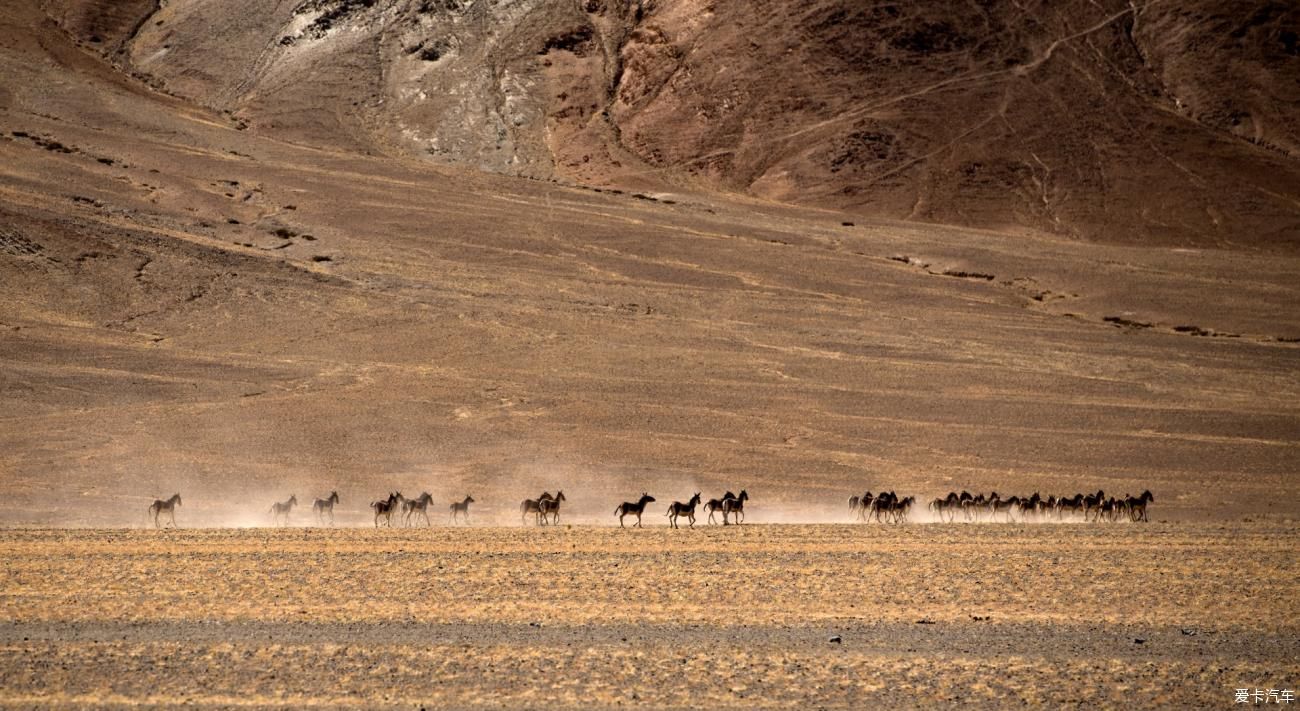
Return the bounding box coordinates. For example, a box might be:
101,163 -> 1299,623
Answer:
1,524 -> 1295,708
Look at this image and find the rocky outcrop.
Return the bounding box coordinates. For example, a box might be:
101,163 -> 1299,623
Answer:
53,0 -> 1300,249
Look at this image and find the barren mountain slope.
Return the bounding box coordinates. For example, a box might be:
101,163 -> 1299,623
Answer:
2,2 -> 1299,525
44,0 -> 1300,248
613,0 -> 1300,247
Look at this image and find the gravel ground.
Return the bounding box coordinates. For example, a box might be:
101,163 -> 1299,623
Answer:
1,525 -> 1295,708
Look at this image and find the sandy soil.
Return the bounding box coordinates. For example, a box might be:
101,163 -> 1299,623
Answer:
1,525 -> 1295,708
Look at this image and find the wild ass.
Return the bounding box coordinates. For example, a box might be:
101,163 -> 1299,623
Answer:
721,490 -> 749,525
449,495 -> 475,524
371,492 -> 404,528
269,494 -> 297,526
520,492 -> 554,526
615,493 -> 656,528
538,491 -> 566,525
148,493 -> 182,529
703,491 -> 735,525
665,493 -> 701,529
403,492 -> 433,527
312,491 -> 340,526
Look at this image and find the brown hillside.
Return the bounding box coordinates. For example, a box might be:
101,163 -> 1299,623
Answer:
0,1 -> 1297,525
48,0 -> 1300,248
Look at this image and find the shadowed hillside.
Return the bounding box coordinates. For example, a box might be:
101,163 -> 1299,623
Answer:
43,0 -> 1300,248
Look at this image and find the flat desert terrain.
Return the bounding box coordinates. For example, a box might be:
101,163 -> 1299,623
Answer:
2,524 -> 1297,708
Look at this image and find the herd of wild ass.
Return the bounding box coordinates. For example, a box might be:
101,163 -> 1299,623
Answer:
146,487 -> 1155,528
848,489 -> 1156,523
148,491 -> 478,528
145,489 -> 753,529
364,492 -> 476,527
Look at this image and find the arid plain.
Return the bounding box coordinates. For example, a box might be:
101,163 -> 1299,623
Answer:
3,525 -> 1297,708
2,0 -> 1300,707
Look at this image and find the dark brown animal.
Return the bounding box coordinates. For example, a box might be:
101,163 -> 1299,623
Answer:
615,493 -> 656,528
